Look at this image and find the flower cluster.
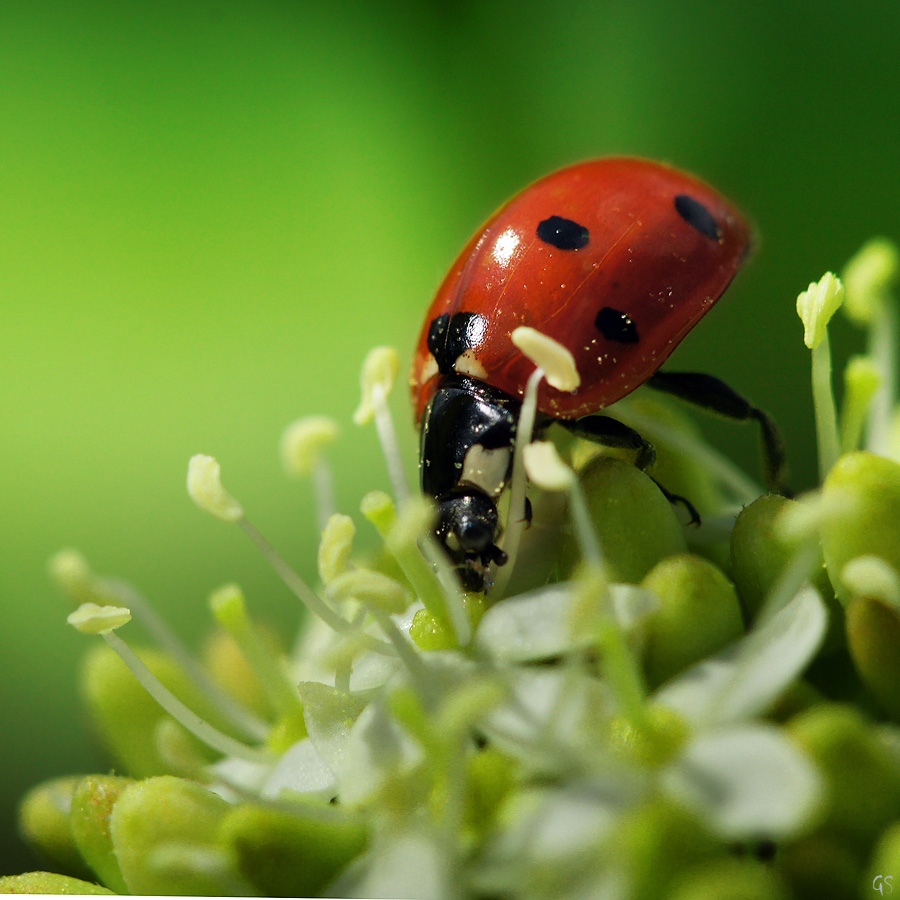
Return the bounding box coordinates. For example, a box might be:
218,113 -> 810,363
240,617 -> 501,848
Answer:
6,239 -> 900,898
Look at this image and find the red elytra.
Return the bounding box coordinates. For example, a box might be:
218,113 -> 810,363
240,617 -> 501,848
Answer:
410,157 -> 750,422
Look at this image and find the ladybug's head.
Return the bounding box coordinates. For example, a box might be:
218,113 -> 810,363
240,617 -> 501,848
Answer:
436,491 -> 507,592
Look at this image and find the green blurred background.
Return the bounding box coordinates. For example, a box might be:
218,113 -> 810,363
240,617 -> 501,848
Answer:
2,0 -> 898,875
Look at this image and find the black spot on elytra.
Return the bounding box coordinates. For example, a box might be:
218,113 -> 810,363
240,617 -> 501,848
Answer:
596,307 -> 639,343
536,215 -> 590,250
674,194 -> 722,241
427,311 -> 486,374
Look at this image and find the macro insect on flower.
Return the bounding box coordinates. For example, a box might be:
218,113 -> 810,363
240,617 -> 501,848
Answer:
7,166 -> 900,899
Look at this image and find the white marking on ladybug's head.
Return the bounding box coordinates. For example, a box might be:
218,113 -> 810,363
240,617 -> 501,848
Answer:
460,444 -> 511,497
454,349 -> 488,380
420,353 -> 439,383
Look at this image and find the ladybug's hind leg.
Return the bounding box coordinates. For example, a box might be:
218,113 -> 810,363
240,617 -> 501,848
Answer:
559,415 -> 700,525
647,372 -> 789,496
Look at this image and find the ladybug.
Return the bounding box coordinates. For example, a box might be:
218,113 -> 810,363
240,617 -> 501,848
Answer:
411,158 -> 785,592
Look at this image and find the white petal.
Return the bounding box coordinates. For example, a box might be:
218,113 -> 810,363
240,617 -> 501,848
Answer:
298,681 -> 368,781
479,667 -> 612,770
476,582 -> 656,663
662,724 -> 823,839
328,826 -> 450,900
260,738 -> 337,800
206,756 -> 268,802
654,584 -> 827,726
339,695 -> 424,806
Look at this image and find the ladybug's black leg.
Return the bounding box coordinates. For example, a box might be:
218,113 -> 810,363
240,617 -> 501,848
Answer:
559,415 -> 701,525
647,372 -> 789,495
648,478 -> 701,526
562,415 -> 656,470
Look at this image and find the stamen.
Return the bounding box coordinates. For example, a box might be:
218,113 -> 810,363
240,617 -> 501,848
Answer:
353,347 -> 410,505
364,493 -> 469,646
367,606 -> 433,694
493,367 -> 543,596
511,326 -> 581,392
523,441 -> 604,572
841,356 -> 881,454
842,239 -> 899,455
318,513 -> 356,586
842,556 -> 900,611
100,576 -> 269,742
68,604 -> 271,765
867,299 -> 898,457
48,549 -> 93,604
327,570 -> 410,615
797,274 -> 844,479
280,416 -> 340,532
238,516 -> 394,656
209,584 -> 305,718
52,549 -> 267,742
187,455 -> 244,522
522,440 -> 574,492
67,602 -> 132,634
185,454 -> 393,654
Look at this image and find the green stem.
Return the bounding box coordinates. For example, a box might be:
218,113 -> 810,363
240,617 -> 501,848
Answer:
867,296 -> 897,455
99,576 -> 268,742
239,517 -> 394,655
812,332 -> 840,480
493,367 -> 543,596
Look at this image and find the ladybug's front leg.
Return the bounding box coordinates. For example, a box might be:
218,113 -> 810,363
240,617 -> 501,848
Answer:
558,415 -> 700,524
647,371 -> 789,495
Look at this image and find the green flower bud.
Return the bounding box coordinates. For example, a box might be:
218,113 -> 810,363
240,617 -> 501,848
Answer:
222,803 -> 367,896
732,494 -> 798,618
18,776 -> 91,880
731,495 -> 843,651
608,392 -> 728,521
70,775 -> 133,894
561,457 -> 687,584
607,706 -> 689,768
842,236 -> 899,325
788,704 -> 900,851
0,872 -> 115,894
110,775 -> 238,895
820,452 -> 900,600
780,833 -> 861,900
732,495 -> 845,663
845,568 -> 900,722
463,747 -> 518,837
668,858 -> 791,900
410,593 -> 486,650
640,554 -> 744,688
866,821 -> 900,900
80,645 -> 216,777
613,799 -> 718,900
201,627 -> 271,719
